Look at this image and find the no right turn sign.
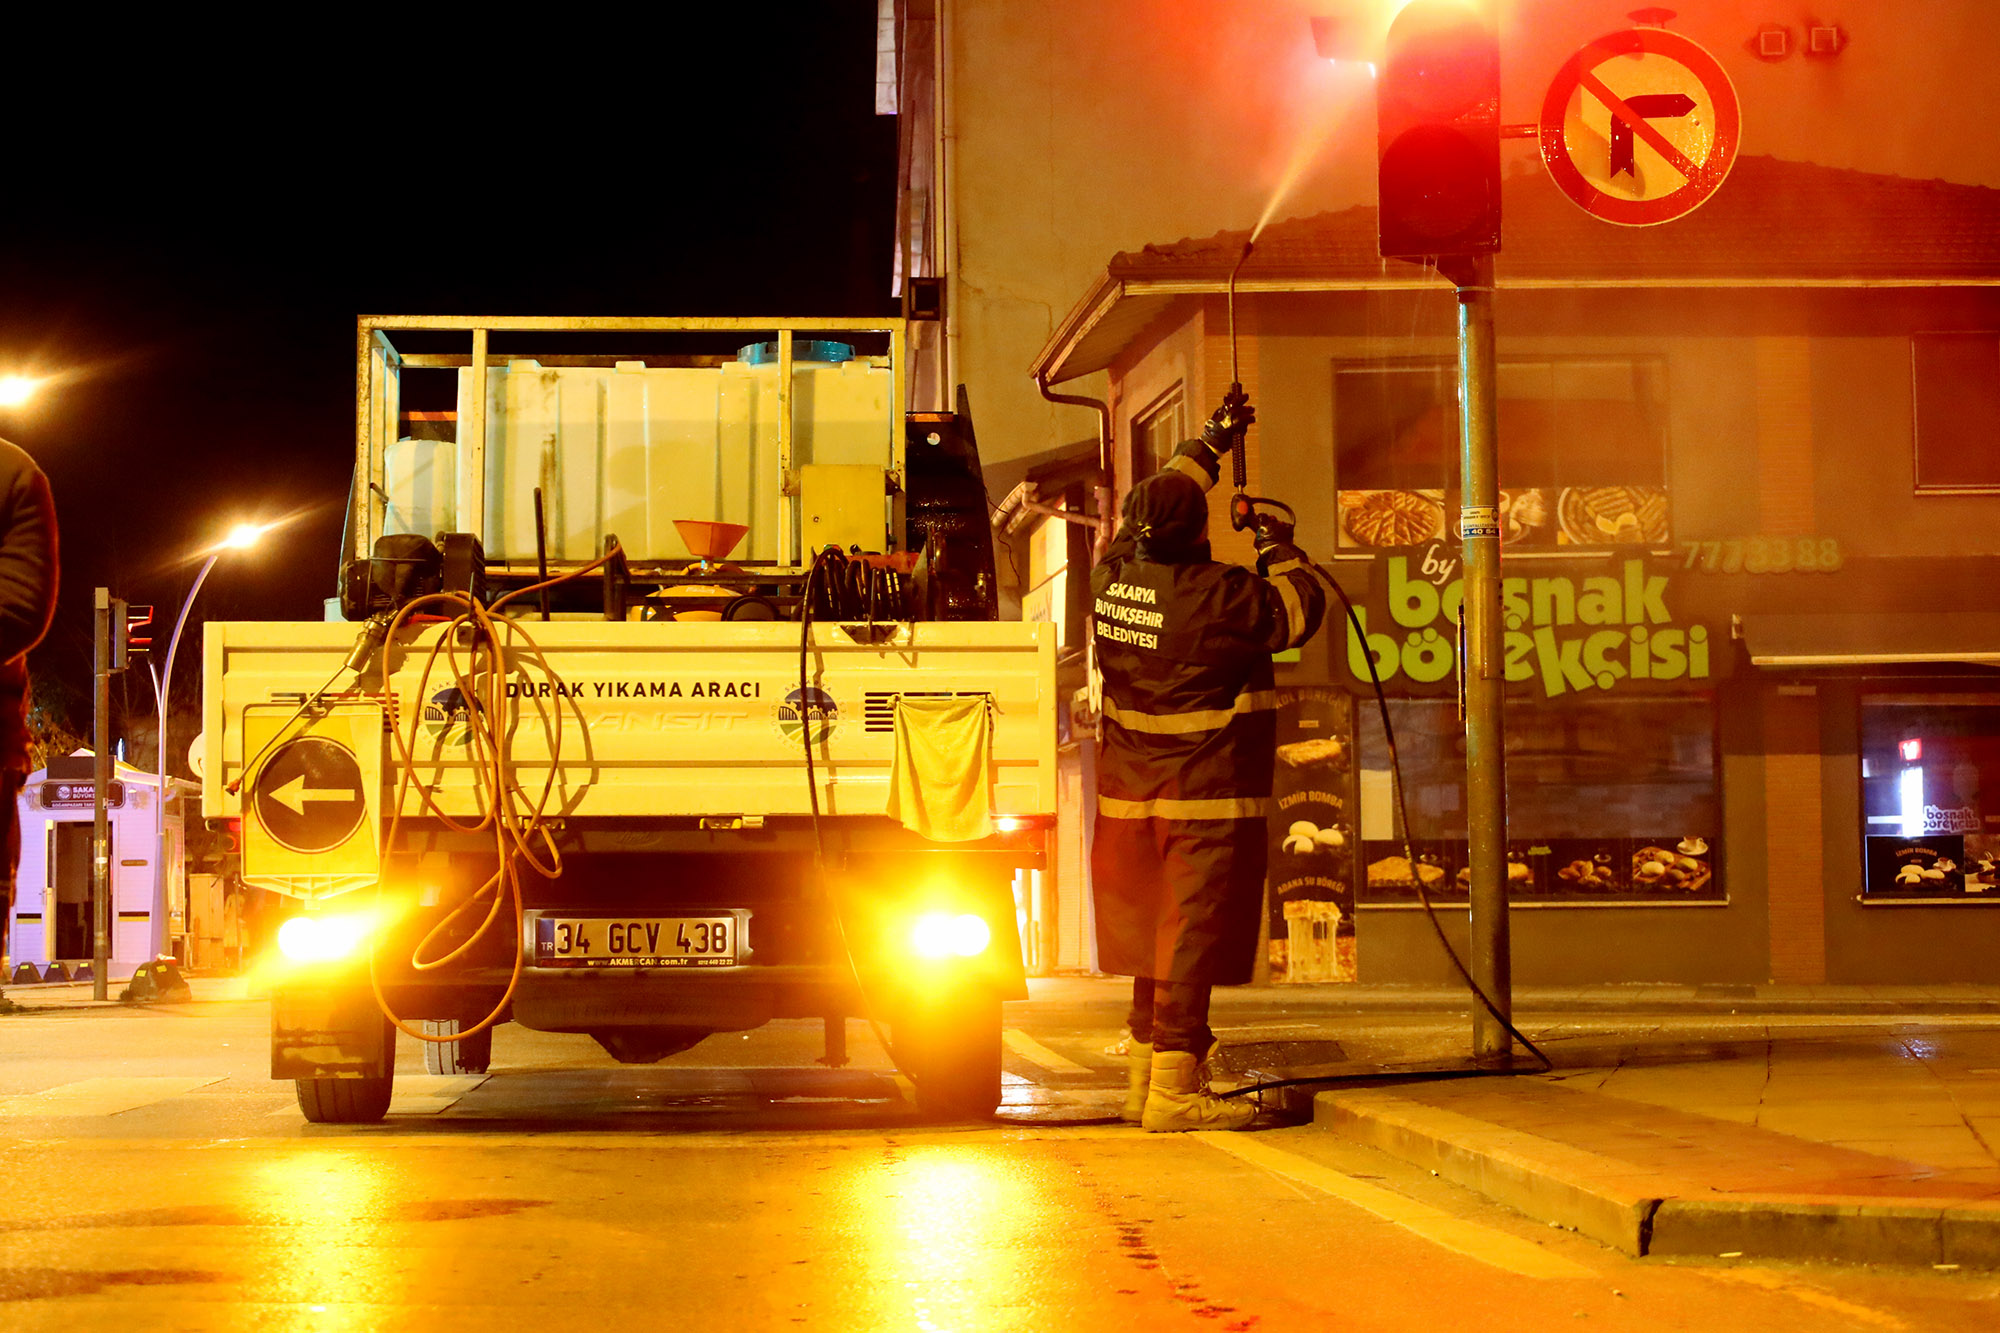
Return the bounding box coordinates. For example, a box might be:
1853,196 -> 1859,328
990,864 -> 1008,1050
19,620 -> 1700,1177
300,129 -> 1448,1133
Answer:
1540,28 -> 1741,226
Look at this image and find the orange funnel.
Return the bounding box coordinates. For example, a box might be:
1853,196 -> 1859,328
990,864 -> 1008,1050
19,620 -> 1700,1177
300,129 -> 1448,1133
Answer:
673,520 -> 749,561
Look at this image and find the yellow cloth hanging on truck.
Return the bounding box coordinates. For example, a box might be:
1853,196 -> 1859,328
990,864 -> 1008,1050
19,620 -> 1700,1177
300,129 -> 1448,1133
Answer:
886,694 -> 994,842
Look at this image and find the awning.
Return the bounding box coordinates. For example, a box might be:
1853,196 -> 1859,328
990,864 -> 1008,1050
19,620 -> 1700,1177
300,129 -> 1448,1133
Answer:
1738,613 -> 2000,668
1030,279 -> 1182,386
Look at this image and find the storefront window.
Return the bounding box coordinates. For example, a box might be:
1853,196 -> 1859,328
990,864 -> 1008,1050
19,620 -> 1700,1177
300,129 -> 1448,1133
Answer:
1860,693 -> 2000,899
1333,357 -> 1669,551
1353,694 -> 1721,904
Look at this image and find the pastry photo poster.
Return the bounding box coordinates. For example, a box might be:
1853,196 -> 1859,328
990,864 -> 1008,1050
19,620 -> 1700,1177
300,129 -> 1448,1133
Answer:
1266,688 -> 1360,984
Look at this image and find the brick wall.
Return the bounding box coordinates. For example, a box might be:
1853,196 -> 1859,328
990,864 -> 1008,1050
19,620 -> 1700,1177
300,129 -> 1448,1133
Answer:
1765,688 -> 1827,983
1754,337 -> 1816,536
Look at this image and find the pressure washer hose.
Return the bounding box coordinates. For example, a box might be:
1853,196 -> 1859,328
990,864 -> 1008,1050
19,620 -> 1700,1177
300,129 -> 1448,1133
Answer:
357,549 -> 624,1046
796,548 -> 917,1084
1311,560 -> 1548,1068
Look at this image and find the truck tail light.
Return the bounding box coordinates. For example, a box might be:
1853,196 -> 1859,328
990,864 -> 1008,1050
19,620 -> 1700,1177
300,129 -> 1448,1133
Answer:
910,912 -> 991,960
276,913 -> 375,964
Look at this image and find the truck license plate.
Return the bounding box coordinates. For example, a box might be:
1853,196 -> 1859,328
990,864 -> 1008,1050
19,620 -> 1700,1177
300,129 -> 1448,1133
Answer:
533,916 -> 737,968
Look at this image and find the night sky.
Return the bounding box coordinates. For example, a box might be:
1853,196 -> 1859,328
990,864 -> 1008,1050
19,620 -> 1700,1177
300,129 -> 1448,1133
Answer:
0,8 -> 897,741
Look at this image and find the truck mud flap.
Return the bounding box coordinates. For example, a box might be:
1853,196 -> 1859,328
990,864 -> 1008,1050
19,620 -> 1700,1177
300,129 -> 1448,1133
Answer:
272,987 -> 393,1081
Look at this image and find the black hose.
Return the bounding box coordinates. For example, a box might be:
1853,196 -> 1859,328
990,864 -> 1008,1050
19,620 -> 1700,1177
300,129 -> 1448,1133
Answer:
1219,1063 -> 1527,1105
1305,559 -> 1550,1071
798,548 -> 910,1081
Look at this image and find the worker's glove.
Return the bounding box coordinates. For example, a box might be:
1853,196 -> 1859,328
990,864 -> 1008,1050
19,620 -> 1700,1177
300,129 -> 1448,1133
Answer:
1198,390 -> 1255,456
1253,516 -> 1304,574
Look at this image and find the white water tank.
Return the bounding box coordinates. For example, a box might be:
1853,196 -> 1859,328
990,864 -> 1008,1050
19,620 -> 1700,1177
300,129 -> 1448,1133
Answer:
382,436 -> 457,540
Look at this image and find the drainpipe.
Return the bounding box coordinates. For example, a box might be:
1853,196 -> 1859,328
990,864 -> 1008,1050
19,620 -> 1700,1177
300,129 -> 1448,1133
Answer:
1034,373 -> 1115,564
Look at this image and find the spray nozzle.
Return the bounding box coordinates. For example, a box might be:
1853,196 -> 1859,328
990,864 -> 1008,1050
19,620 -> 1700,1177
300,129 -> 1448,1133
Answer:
1230,492 -> 1296,537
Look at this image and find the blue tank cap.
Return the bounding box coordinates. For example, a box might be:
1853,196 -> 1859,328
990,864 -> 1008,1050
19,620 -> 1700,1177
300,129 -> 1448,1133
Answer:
737,340 -> 855,365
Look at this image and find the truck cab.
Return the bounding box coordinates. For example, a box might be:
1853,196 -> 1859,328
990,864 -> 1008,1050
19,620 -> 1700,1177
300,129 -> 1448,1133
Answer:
203,317 -> 1055,1122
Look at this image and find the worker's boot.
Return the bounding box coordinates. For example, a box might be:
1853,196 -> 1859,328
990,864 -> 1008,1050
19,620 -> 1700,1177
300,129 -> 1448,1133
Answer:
1141,1049 -> 1255,1132
1121,1040 -> 1153,1123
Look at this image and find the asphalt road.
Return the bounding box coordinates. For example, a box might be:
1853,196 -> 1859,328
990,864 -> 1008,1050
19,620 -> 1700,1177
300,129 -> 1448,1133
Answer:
1,984 -> 1996,1331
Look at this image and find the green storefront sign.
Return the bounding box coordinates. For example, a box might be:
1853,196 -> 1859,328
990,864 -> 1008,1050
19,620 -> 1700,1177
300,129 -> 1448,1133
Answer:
1342,544 -> 1727,698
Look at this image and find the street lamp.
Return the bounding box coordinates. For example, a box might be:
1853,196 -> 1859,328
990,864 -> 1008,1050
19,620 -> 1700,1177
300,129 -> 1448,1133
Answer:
151,522 -> 274,960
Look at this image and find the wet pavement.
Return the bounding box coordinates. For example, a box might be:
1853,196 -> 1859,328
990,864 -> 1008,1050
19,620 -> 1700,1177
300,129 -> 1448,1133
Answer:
3,976 -> 2000,1327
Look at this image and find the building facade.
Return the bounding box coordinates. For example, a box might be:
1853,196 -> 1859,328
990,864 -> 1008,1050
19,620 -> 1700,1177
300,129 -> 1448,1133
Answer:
1033,158 -> 2000,984
882,1 -> 2000,982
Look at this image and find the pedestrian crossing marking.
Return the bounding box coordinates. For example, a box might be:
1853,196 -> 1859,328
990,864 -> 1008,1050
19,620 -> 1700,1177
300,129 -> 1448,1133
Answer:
1002,1029 -> 1093,1075
0,1077 -> 224,1119
1192,1132 -> 1598,1280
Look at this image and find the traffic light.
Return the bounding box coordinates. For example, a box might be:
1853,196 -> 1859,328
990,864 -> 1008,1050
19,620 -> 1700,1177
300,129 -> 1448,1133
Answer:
119,602 -> 154,666
1377,1 -> 1501,262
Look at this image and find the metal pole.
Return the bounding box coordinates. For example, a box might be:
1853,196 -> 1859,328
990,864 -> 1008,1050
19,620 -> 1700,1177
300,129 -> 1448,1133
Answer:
92,588 -> 112,1001
155,554 -> 218,962
1454,252 -> 1512,1064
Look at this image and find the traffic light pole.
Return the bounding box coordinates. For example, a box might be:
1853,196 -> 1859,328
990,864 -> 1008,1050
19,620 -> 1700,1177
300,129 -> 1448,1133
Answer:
1450,253 -> 1513,1063
92,588 -> 112,1001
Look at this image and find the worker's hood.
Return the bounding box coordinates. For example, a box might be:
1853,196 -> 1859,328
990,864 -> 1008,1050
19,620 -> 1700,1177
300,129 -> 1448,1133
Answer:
1125,471 -> 1208,562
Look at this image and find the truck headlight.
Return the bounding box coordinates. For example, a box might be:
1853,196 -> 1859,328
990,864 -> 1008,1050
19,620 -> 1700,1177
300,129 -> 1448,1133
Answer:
276,913 -> 373,964
911,912 -> 991,959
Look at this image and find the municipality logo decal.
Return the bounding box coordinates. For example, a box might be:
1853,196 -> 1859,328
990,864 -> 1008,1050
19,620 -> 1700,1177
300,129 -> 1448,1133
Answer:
422,686 -> 480,745
775,686 -> 837,746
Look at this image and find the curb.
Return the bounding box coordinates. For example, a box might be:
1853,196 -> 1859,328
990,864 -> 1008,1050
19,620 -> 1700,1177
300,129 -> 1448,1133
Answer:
1313,1088 -> 2000,1268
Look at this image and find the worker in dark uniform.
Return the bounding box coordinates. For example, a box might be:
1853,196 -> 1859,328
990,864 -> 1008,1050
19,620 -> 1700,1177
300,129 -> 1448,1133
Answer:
1091,394 -> 1324,1132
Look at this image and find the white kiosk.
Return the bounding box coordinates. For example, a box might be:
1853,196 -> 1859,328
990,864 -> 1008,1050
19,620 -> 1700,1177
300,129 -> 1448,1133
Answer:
8,751 -> 196,979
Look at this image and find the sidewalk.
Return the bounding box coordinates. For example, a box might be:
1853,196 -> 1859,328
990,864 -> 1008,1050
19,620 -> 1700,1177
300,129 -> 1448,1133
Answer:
1035,974 -> 2000,1265
0,975 -> 250,1011
1215,979 -> 2000,1015
1306,1018 -> 2000,1268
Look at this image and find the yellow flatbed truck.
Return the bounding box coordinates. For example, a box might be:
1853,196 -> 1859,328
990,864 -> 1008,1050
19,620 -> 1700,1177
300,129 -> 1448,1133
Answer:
203,317 -> 1055,1122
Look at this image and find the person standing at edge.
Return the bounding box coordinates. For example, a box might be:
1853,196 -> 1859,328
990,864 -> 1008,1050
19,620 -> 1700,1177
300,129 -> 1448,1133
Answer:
0,434 -> 58,1007
1091,393 -> 1325,1132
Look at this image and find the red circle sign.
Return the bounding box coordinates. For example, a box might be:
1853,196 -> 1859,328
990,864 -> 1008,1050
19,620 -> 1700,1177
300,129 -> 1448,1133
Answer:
1540,28 -> 1741,226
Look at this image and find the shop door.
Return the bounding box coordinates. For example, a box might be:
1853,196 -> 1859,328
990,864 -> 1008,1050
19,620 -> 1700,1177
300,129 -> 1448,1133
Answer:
50,822 -> 108,961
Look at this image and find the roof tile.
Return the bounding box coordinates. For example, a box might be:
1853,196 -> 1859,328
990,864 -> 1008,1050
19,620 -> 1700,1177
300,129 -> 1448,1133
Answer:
1109,157 -> 2000,284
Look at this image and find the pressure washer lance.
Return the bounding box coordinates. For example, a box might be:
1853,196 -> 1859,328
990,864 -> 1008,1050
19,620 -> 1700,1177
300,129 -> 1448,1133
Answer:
1225,240 -> 1255,496
1222,235 -> 1298,554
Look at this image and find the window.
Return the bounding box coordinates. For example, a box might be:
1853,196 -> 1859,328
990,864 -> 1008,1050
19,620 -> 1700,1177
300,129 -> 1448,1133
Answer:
1132,383 -> 1187,481
1333,357 -> 1669,550
1860,693 -> 2000,899
1912,333 -> 2000,493
1353,695 -> 1721,903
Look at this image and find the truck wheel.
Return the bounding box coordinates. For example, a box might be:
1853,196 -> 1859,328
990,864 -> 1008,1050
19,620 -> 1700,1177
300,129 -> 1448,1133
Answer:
893,990 -> 1003,1121
421,1018 -> 493,1075
295,1075 -> 394,1124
